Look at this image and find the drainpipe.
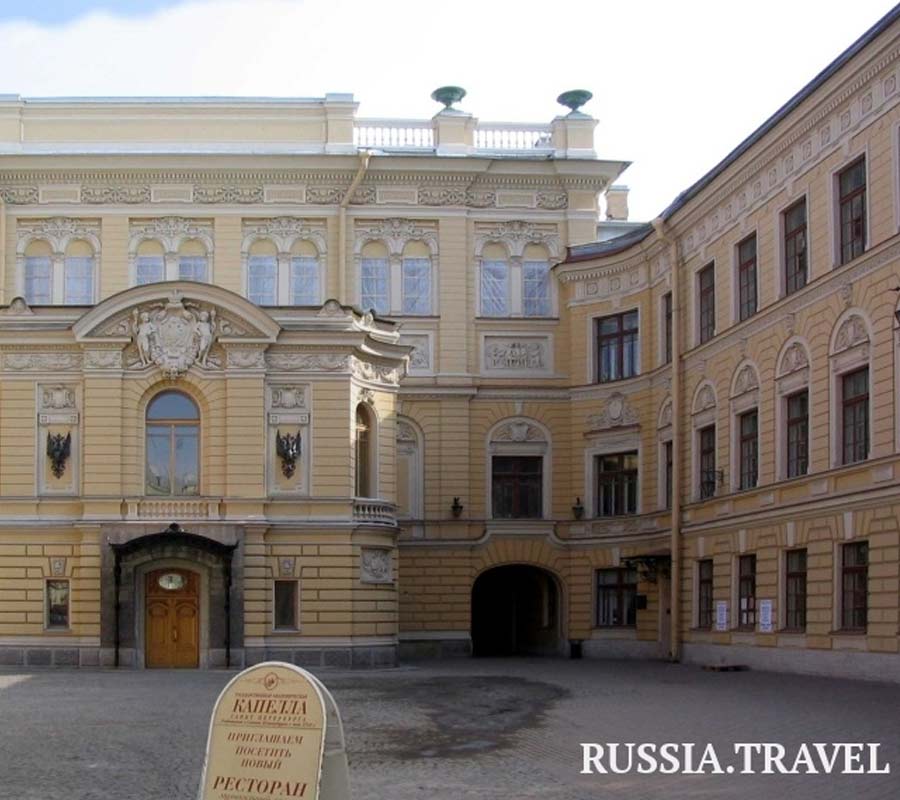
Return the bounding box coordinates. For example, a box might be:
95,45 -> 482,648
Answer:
338,152 -> 371,304
652,217 -> 682,662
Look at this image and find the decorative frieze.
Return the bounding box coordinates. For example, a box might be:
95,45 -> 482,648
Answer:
16,217 -> 101,255
482,335 -> 551,376
353,218 -> 438,256
241,217 -> 327,254
4,351 -> 82,372
351,358 -> 402,385
83,349 -> 123,370
474,220 -> 560,258
265,351 -> 350,372
129,217 -> 214,254
225,347 -> 266,370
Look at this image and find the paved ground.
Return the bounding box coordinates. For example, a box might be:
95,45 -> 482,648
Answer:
0,659 -> 898,799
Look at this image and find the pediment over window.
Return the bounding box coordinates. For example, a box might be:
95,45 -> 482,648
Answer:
588,392 -> 639,430
490,419 -> 547,443
777,341 -> 810,378
692,381 -> 717,415
831,312 -> 870,355
72,282 -> 280,378
730,362 -> 759,399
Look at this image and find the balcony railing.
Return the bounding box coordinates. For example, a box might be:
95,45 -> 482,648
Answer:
474,122 -> 552,151
353,119 -> 554,153
354,119 -> 434,149
125,498 -> 221,520
353,498 -> 397,525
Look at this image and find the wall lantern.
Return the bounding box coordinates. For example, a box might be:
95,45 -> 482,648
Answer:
572,497 -> 585,520
450,497 -> 464,518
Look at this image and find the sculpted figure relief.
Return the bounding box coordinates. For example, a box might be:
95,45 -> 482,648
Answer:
128,291 -> 220,377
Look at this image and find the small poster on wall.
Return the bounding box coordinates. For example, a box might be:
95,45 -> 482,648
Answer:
759,599 -> 773,633
715,601 -> 729,631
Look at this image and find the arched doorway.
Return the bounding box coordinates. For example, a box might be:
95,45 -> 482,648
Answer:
471,565 -> 563,656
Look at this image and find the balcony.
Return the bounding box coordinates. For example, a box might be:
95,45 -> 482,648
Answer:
353,499 -> 397,525
125,497 -> 222,521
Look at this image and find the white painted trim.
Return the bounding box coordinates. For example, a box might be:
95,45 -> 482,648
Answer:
586,304 -> 641,384
829,145 -> 871,269
731,228 -> 759,325
583,433 -> 642,519
486,416 -> 552,520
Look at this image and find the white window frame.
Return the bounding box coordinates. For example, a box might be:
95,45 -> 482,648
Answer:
242,236 -> 325,306
776,190 -> 810,299
587,306 -> 641,385
694,261 -> 716,347
732,229 -> 759,325
774,339 -> 812,480
828,311 -> 872,468
584,433 -> 642,520
658,288 -> 673,367
19,246 -> 98,306
478,255 -> 555,318
830,146 -> 870,270
486,418 -> 551,520
691,382 -> 718,502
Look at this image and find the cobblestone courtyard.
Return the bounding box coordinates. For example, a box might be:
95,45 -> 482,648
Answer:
0,659 -> 898,799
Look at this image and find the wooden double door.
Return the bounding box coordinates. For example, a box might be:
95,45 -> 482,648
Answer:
145,568 -> 200,668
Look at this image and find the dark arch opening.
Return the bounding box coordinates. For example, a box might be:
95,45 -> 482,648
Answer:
471,565 -> 562,657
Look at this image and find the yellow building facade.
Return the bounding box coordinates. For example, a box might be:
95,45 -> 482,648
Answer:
1,8 -> 899,680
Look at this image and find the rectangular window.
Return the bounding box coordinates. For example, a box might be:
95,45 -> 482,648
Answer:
739,409 -> 758,490
697,559 -> 714,629
401,257 -> 432,315
24,256 -> 52,304
698,263 -> 715,343
784,198 -> 807,295
786,390 -> 809,478
273,580 -> 298,630
596,310 -> 639,382
491,455 -> 542,519
178,256 -> 208,283
595,451 -> 638,517
64,256 -> 94,304
46,579 -> 70,629
841,541 -> 868,630
838,157 -> 866,265
699,424 -> 716,499
737,235 -> 757,321
481,260 -> 509,316
842,367 -> 869,464
664,440 -> 673,510
738,554 -> 756,629
360,258 -> 390,314
523,260 -> 551,317
247,255 -> 276,305
785,548 -> 807,631
663,291 -> 673,364
595,568 -> 638,627
136,255 -> 165,286
290,256 -> 320,305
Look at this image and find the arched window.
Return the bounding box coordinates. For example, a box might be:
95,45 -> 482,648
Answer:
396,419 -> 424,520
355,404 -> 376,497
23,240 -> 53,304
480,242 -> 510,316
248,239 -> 278,306
135,240 -> 165,285
522,244 -> 551,317
64,239 -> 95,304
401,241 -> 432,315
145,391 -> 200,496
290,239 -> 320,305
360,242 -> 390,314
178,238 -> 208,283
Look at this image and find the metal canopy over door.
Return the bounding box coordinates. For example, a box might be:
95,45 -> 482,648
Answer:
145,568 -> 199,668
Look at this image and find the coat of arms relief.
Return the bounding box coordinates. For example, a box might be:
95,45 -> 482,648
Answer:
100,290 -> 249,378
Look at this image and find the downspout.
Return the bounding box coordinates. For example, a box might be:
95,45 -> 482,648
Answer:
338,152 -> 371,304
652,217 -> 682,662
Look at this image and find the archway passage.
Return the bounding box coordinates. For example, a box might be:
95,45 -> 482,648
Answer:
471,565 -> 562,657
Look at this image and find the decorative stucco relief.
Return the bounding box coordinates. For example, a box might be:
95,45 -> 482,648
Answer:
587,392 -> 639,430
399,334 -> 431,372
265,352 -> 350,372
777,342 -> 810,377
483,337 -> 549,373
3,352 -> 82,372
491,420 -> 546,443
360,548 -> 392,584
17,217 -> 101,254
353,218 -> 438,256
474,220 -> 560,258
833,313 -> 869,353
241,217 -> 327,254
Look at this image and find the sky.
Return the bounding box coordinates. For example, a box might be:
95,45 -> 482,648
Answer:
1,0 -> 898,221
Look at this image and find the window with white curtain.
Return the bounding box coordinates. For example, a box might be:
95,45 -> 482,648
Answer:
523,260 -> 550,317
361,258 -> 390,314
401,258 -> 432,315
136,255 -> 165,285
290,256 -> 320,305
24,256 -> 52,304
178,256 -> 208,282
481,260 -> 509,316
248,255 -> 277,305
64,256 -> 94,304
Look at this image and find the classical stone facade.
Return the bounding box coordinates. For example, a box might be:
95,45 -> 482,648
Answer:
2,9 -> 900,680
